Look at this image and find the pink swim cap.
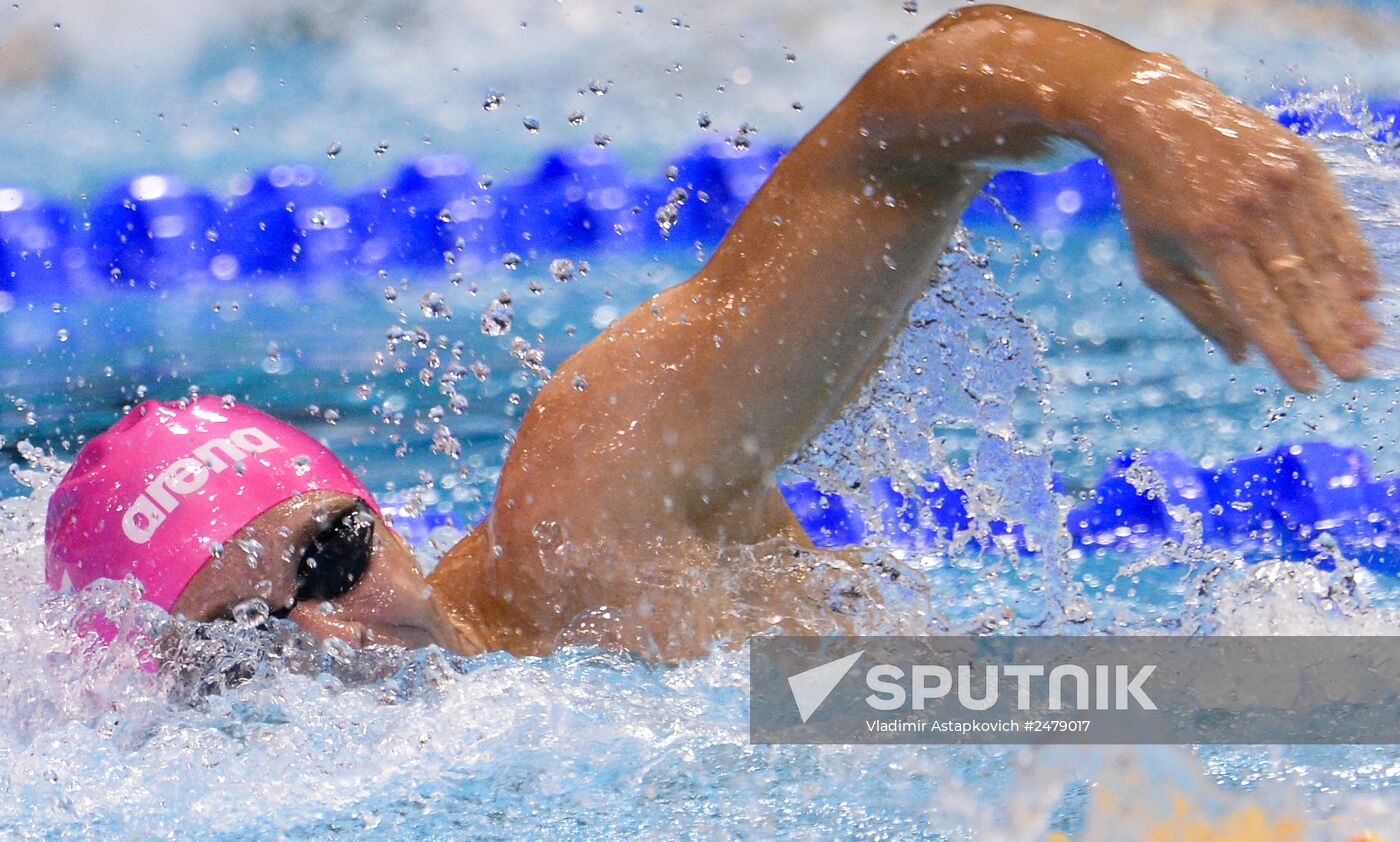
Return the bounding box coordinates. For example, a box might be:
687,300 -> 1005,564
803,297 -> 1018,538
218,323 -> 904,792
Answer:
45,396 -> 379,610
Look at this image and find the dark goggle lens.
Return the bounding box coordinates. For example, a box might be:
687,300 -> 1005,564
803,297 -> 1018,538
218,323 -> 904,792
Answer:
296,504 -> 374,602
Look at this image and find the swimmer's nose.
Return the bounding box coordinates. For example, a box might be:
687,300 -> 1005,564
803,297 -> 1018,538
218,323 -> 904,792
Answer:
285,525 -> 469,655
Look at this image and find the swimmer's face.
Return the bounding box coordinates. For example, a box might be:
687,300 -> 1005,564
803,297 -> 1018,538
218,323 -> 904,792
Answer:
170,490 -> 469,655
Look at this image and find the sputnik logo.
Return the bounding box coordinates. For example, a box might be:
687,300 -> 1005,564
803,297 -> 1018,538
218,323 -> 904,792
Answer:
788,650 -> 864,723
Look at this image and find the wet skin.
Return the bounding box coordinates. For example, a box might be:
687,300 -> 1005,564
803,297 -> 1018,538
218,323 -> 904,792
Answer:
175,5 -> 1380,660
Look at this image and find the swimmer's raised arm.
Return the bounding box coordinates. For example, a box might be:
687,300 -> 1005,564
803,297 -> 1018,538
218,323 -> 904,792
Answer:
431,4 -> 1381,655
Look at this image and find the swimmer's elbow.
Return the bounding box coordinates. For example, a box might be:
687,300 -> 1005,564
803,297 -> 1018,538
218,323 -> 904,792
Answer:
917,4 -> 1064,47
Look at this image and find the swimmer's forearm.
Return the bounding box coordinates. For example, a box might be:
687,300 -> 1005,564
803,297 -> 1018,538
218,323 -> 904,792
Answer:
854,4 -> 1163,177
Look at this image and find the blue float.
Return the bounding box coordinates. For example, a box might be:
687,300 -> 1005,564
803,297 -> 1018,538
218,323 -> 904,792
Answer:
354,156 -> 501,268
378,501 -> 466,546
964,158 -> 1119,227
87,175 -> 218,285
495,148 -> 640,257
1277,98 -> 1399,142
0,188 -> 75,295
212,165 -> 356,278
779,480 -> 865,548
1067,451 -> 1209,547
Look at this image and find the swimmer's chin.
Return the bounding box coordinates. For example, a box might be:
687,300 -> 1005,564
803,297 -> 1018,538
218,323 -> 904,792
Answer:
358,617 -> 482,656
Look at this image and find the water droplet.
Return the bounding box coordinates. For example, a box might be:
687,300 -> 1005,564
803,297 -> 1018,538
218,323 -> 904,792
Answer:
501,252 -> 521,270
572,375 -> 588,391
587,80 -> 610,96
437,207 -> 454,223
901,0 -> 918,12
481,293 -> 514,336
383,285 -> 398,303
567,110 -> 586,126
309,209 -> 328,227
792,101 -> 803,111
786,52 -> 796,62
56,328 -> 68,342
523,116 -> 540,134
550,258 -> 576,283
232,598 -> 270,627
592,133 -> 611,148
483,89 -> 505,111
655,205 -> 678,238
323,408 -> 340,425
326,141 -> 342,158
374,140 -> 390,156
665,165 -> 678,181
420,292 -> 452,320
697,112 -> 712,129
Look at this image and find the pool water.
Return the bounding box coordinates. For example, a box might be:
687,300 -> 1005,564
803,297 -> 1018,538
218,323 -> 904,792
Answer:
2,1 -> 1400,838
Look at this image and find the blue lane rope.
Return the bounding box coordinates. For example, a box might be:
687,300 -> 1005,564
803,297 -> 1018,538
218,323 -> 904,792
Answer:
0,139 -> 1130,295
3,98 -> 1393,294
785,441 -> 1400,569
383,441 -> 1400,571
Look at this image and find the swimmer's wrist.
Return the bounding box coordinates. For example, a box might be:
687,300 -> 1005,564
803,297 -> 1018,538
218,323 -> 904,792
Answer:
1070,51 -> 1206,160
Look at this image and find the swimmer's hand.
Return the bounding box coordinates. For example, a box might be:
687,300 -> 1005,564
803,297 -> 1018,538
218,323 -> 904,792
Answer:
1100,56 -> 1381,391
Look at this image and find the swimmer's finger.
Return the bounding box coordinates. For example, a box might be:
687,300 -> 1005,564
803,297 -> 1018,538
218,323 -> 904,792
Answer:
1255,226 -> 1368,381
1210,247 -> 1320,392
1134,243 -> 1246,361
1291,214 -> 1381,349
1305,164 -> 1381,300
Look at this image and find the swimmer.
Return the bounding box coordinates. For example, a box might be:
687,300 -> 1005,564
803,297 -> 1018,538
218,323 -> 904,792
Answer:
45,5 -> 1380,661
